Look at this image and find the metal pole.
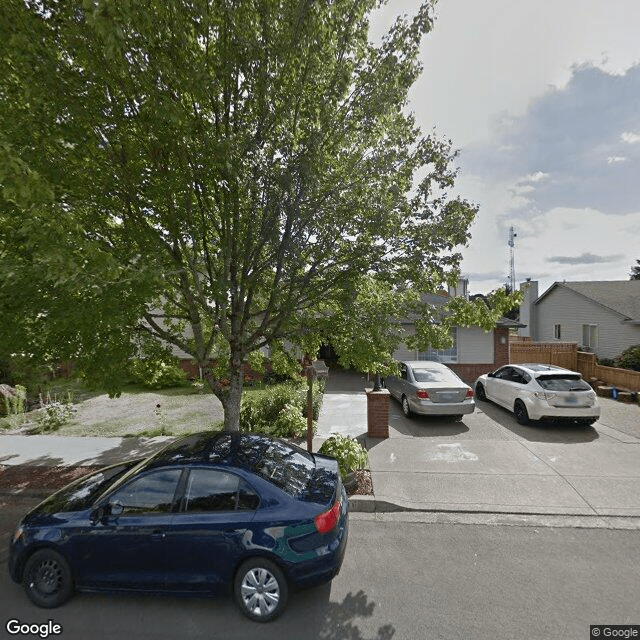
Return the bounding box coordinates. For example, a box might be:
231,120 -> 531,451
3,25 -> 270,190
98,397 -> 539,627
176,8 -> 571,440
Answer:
306,366 -> 314,453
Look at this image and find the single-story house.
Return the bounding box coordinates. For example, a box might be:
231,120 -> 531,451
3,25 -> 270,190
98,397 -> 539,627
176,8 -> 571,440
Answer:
518,279 -> 640,360
392,284 -> 522,384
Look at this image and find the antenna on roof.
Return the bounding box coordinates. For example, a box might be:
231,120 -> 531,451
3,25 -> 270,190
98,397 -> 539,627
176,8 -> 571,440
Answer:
508,226 -> 517,293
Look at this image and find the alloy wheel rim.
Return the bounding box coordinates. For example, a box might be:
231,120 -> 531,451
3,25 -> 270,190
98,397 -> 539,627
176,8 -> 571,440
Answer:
240,568 -> 280,617
32,559 -> 62,595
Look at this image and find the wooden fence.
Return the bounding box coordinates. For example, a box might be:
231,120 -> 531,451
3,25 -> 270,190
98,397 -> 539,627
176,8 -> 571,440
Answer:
510,341 -> 578,371
594,364 -> 640,392
510,341 -> 640,392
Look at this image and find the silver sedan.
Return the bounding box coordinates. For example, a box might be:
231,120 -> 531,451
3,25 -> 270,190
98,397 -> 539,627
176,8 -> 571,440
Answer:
385,361 -> 475,419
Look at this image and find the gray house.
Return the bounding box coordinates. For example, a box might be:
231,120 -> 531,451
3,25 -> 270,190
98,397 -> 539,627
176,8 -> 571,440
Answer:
519,280 -> 640,360
393,283 -> 521,383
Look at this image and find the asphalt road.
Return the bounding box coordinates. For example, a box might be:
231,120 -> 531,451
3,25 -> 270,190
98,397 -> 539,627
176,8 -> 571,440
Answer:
2,511 -> 639,640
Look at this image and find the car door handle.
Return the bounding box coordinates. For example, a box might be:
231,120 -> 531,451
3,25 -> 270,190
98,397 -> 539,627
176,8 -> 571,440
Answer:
151,530 -> 166,541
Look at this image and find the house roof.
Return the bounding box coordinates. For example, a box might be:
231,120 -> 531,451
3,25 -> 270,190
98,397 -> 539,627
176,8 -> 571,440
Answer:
535,280 -> 640,322
399,291 -> 525,328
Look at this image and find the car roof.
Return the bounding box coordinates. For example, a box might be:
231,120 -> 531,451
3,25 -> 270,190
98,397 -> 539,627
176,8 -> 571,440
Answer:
510,363 -> 580,376
145,431 -> 312,472
403,361 -> 451,369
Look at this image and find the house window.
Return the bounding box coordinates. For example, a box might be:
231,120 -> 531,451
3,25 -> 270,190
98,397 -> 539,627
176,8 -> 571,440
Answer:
417,329 -> 458,363
554,324 -> 561,340
582,324 -> 598,350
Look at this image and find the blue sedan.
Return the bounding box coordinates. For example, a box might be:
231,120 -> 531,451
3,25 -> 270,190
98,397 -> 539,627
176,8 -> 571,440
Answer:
8,432 -> 349,622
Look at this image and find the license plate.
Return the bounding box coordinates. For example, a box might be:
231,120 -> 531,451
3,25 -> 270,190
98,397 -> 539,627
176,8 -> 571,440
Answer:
564,394 -> 578,405
438,393 -> 459,403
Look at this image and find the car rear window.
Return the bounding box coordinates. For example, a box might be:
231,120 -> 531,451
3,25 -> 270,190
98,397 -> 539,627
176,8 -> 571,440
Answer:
413,369 -> 459,383
238,437 -> 316,497
536,375 -> 591,391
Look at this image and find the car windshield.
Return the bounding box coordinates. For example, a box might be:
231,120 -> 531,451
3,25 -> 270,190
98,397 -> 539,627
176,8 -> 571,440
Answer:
412,369 -> 458,383
36,461 -> 140,513
536,375 -> 591,391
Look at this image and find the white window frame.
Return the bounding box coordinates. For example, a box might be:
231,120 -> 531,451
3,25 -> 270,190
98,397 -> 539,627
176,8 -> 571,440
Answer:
582,324 -> 598,350
416,328 -> 458,363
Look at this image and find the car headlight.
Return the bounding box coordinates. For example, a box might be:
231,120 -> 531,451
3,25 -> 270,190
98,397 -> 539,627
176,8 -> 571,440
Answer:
12,526 -> 25,544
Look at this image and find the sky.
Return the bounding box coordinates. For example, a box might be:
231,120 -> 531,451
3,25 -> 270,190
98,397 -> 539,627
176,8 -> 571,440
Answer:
370,0 -> 640,296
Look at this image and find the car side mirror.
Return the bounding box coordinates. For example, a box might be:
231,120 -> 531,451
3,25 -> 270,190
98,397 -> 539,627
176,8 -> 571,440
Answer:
487,372 -> 495,378
90,501 -> 123,524
110,501 -> 124,516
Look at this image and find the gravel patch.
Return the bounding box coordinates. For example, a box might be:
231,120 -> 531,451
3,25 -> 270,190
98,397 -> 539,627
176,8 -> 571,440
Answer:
2,388 -> 225,437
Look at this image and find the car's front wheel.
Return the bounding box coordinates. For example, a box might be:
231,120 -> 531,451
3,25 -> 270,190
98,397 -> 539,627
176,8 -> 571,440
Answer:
234,558 -> 288,623
475,383 -> 486,401
401,395 -> 413,418
513,400 -> 530,425
23,548 -> 74,609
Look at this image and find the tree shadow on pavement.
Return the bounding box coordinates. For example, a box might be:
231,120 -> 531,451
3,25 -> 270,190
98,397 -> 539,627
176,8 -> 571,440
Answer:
477,400 -> 600,443
25,584 -> 396,640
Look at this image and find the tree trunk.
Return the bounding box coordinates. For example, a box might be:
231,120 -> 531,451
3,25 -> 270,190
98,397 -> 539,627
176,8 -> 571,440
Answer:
222,360 -> 244,432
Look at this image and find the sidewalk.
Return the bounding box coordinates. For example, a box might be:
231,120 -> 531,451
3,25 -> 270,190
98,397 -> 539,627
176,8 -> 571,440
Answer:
314,370 -> 640,525
0,435 -> 171,496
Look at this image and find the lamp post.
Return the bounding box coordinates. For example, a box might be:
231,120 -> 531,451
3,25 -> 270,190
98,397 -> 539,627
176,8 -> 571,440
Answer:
303,356 -> 329,453
306,363 -> 315,453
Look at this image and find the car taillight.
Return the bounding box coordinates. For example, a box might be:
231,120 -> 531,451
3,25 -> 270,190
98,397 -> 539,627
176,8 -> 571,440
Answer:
315,498 -> 341,534
416,390 -> 429,399
466,389 -> 474,398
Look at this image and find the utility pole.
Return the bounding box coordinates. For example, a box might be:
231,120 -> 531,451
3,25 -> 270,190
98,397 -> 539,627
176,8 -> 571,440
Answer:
508,226 -> 517,292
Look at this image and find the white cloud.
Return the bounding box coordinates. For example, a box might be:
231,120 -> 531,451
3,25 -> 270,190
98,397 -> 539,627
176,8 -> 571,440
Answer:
460,165 -> 640,293
463,64 -> 640,215
621,131 -> 640,144
523,171 -> 550,183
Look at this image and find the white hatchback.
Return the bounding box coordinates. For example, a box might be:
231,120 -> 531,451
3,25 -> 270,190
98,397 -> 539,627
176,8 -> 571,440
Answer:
474,363 -> 600,425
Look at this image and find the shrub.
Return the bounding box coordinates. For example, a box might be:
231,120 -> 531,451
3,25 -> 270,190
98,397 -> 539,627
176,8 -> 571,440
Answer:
240,381 -> 323,438
129,356 -> 188,389
615,345 -> 640,372
3,384 -> 26,419
318,434 -> 369,479
35,402 -> 74,432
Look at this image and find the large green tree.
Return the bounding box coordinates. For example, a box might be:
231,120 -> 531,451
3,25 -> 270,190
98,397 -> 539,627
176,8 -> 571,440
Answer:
0,0 -> 518,430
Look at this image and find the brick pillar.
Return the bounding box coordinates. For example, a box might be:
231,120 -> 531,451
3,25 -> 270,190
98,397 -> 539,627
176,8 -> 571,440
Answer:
494,327 -> 510,367
366,389 -> 390,438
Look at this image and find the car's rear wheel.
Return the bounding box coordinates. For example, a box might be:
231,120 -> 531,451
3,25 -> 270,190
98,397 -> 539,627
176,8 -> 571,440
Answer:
23,548 -> 73,609
234,558 -> 288,623
475,383 -> 486,401
513,400 -> 530,425
401,395 -> 413,418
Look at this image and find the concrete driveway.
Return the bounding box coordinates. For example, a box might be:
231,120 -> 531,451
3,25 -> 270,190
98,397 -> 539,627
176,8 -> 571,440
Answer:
315,370 -> 640,523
